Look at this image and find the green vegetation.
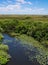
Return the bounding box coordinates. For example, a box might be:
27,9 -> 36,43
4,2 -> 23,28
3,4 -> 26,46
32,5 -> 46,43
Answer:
0,15 -> 48,47
9,32 -> 20,37
0,44 -> 9,51
0,33 -> 4,40
0,34 -> 10,65
0,15 -> 48,65
18,34 -> 48,65
0,47 -> 10,65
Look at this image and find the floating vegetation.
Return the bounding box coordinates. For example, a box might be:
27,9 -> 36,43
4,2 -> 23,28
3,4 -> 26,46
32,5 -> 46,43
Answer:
19,34 -> 48,65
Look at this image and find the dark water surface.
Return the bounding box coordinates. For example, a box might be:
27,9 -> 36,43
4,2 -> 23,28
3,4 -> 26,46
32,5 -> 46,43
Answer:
2,34 -> 40,65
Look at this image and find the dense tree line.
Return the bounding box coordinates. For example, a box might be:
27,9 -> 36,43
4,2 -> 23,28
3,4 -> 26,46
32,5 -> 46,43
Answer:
0,17 -> 48,47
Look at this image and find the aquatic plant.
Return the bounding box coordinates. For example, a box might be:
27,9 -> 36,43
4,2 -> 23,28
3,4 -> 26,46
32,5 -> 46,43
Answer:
19,34 -> 48,65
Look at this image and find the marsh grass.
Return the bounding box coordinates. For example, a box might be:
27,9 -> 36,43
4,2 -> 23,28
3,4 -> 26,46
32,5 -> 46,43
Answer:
0,34 -> 10,65
0,44 -> 9,51
18,34 -> 48,65
0,50 -> 10,65
0,33 -> 4,40
0,44 -> 11,65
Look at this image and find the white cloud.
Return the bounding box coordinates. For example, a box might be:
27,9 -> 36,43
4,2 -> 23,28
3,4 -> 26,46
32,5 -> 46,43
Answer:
32,8 -> 45,14
0,4 -> 21,12
0,4 -> 45,14
16,0 -> 32,5
16,0 -> 26,4
0,0 -> 46,14
0,0 -> 32,12
27,2 -> 32,5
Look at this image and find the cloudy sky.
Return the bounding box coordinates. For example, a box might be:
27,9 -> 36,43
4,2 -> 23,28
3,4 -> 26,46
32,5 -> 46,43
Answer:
0,0 -> 48,14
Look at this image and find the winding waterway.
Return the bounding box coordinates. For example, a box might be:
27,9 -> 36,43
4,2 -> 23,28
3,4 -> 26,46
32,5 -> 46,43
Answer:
2,34 -> 40,65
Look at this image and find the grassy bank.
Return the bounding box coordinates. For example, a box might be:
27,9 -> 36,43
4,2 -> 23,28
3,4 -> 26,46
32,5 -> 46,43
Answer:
0,33 -> 4,41
0,33 -> 10,65
18,34 -> 48,65
0,44 -> 11,65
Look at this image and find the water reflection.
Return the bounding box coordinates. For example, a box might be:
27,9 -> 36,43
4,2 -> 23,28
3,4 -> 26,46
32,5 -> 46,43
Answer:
2,34 -> 40,65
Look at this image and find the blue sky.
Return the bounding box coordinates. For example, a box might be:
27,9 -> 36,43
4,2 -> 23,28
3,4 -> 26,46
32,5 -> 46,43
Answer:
0,0 -> 48,14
